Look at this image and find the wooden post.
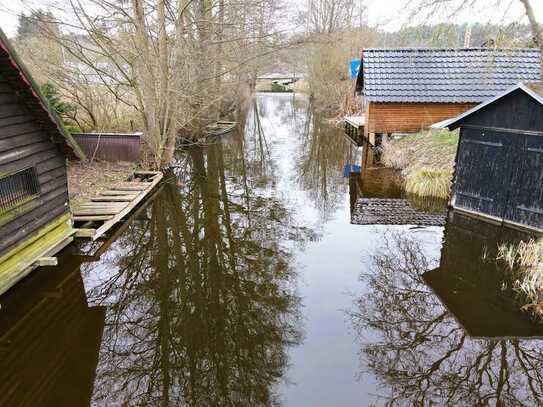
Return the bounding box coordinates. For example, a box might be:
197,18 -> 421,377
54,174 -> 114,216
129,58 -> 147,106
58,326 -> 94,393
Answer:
366,133 -> 376,167
36,257 -> 58,267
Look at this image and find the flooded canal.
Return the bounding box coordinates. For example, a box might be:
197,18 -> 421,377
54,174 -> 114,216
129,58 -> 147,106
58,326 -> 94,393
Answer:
1,93 -> 543,406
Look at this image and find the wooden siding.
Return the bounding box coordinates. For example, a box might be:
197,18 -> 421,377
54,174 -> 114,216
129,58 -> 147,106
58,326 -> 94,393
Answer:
0,72 -> 69,257
73,132 -> 141,162
453,89 -> 543,133
366,102 -> 475,134
453,128 -> 515,219
452,129 -> 543,231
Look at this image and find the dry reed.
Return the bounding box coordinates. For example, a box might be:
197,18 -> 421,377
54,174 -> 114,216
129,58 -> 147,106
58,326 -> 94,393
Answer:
498,238 -> 543,321
405,168 -> 453,199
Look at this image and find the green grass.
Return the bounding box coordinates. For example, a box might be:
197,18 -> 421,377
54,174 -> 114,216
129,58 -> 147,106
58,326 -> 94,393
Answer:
390,129 -> 458,149
429,129 -> 459,148
381,129 -> 458,199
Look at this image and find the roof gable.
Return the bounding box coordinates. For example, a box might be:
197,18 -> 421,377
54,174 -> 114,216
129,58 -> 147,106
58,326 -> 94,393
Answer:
435,81 -> 543,130
357,48 -> 541,104
0,28 -> 85,160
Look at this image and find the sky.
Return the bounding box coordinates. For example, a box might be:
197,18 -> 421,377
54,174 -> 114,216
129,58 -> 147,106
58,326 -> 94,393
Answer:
0,0 -> 542,37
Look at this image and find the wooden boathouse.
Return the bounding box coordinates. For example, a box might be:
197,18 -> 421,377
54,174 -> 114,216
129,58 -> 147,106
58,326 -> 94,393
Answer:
437,82 -> 543,233
0,28 -> 86,295
354,48 -> 541,137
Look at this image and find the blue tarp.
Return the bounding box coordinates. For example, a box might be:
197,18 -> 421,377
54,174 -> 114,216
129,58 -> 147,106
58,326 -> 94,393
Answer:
343,164 -> 361,177
350,60 -> 361,80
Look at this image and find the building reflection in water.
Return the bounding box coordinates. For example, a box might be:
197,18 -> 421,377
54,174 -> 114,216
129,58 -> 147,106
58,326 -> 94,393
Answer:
0,254 -> 105,407
350,211 -> 543,405
348,167 -> 448,222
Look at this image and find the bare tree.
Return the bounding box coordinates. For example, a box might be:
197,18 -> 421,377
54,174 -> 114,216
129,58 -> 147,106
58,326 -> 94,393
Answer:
305,0 -> 367,34
410,0 -> 543,76
16,0 -> 288,168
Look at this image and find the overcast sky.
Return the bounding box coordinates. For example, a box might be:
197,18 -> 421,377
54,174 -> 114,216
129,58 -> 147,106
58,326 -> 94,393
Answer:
0,0 -> 542,37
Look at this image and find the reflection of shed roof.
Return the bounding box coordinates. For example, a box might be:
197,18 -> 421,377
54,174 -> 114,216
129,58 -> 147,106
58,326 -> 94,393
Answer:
0,28 -> 85,160
356,48 -> 541,103
351,198 -> 446,226
434,81 -> 543,130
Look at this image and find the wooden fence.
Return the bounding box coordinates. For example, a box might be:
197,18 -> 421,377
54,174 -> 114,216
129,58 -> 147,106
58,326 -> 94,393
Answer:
72,132 -> 142,162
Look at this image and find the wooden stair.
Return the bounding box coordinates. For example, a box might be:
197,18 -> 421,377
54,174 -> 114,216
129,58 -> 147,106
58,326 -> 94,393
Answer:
73,171 -> 163,240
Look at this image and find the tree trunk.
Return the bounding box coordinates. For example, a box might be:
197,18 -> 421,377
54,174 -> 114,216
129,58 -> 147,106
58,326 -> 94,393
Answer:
519,0 -> 543,78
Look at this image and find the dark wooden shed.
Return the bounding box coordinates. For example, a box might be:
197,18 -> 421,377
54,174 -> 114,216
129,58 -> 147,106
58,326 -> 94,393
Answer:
0,28 -> 86,295
439,82 -> 543,233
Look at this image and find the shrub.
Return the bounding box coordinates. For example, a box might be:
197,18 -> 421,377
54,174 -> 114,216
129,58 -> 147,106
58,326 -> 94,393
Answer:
41,82 -> 81,132
305,28 -> 381,117
381,136 -> 408,169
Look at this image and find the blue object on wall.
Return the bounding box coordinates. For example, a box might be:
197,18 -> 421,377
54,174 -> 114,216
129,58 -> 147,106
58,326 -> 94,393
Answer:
350,60 -> 361,79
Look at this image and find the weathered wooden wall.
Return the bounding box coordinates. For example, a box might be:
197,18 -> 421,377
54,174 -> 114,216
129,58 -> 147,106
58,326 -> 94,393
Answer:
367,102 -> 475,134
0,71 -> 69,256
73,133 -> 141,162
451,89 -> 543,232
453,89 -> 543,132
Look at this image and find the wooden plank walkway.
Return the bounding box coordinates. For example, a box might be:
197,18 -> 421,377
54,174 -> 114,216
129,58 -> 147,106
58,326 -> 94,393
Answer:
77,183 -> 165,261
73,171 -> 163,241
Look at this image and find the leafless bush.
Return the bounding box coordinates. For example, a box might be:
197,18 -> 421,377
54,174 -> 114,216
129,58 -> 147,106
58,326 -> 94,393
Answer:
305,27 -> 381,117
14,0 -> 290,167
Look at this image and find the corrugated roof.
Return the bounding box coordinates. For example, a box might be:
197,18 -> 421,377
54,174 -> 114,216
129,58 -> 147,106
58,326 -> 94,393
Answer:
0,28 -> 86,160
357,48 -> 541,104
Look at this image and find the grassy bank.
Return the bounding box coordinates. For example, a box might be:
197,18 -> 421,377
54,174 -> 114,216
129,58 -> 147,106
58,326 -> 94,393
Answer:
381,129 -> 459,199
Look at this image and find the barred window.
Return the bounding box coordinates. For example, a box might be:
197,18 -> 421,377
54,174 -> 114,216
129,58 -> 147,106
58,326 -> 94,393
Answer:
0,167 -> 40,214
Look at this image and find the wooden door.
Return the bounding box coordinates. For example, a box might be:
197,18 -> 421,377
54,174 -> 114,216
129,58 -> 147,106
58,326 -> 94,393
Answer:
504,134 -> 543,230
453,128 -> 515,220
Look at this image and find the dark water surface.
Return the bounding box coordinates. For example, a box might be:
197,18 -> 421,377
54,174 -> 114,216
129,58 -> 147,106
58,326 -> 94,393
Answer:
2,93 -> 543,406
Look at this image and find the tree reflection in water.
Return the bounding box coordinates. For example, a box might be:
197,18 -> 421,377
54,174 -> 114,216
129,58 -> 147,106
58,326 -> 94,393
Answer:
85,133 -> 312,405
349,227 -> 543,406
297,99 -> 354,221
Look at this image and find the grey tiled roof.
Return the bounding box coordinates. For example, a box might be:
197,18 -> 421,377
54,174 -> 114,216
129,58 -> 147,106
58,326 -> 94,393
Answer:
358,48 -> 541,103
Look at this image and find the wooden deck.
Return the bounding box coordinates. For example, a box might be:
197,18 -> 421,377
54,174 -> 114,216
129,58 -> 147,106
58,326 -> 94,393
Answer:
73,171 -> 163,241
344,115 -> 366,146
0,214 -> 75,296
345,116 -> 365,128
